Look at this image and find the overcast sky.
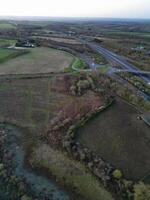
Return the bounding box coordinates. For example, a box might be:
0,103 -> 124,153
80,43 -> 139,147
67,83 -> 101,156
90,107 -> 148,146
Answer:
0,0 -> 150,19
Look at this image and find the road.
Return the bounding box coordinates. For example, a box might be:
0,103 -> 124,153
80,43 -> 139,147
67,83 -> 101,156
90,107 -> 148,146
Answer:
38,39 -> 150,100
77,39 -> 150,100
87,42 -> 150,84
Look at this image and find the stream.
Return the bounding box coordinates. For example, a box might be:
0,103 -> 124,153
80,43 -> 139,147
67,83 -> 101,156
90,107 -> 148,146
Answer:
0,123 -> 70,200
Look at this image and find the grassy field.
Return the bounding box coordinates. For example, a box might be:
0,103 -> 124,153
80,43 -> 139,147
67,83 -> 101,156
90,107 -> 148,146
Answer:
0,48 -> 25,63
64,57 -> 88,72
0,39 -> 16,47
72,58 -> 87,68
29,143 -> 114,200
0,48 -> 16,61
76,99 -> 150,181
0,22 -> 16,29
0,47 -> 75,74
98,66 -> 110,74
105,30 -> 150,38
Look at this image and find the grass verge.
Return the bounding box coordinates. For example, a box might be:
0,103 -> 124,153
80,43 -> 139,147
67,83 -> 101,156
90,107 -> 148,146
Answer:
64,57 -> 88,73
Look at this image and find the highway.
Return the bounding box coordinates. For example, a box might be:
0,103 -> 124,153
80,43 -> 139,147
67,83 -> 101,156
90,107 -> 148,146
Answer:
86,42 -> 150,84
77,39 -> 150,100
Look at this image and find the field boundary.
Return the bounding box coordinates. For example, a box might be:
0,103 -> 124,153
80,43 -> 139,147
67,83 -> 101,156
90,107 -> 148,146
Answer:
141,115 -> 150,127
71,98 -> 115,133
61,97 -> 133,199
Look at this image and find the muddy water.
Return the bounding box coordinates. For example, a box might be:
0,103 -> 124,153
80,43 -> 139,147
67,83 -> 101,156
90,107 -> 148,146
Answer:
0,123 -> 70,200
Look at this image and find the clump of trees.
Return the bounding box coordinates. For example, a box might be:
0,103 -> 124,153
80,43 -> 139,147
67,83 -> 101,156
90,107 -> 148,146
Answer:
134,182 -> 150,200
70,74 -> 95,96
118,72 -> 150,97
93,71 -> 150,111
0,128 -> 34,200
116,84 -> 150,111
77,79 -> 91,95
21,195 -> 32,200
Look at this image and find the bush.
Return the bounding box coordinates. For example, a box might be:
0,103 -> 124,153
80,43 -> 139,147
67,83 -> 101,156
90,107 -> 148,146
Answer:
0,163 -> 4,171
112,169 -> 122,179
134,182 -> 150,200
70,85 -> 76,95
21,195 -> 32,200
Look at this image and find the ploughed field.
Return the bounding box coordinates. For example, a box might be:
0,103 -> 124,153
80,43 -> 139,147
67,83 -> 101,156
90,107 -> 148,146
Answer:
34,36 -> 81,44
0,47 -> 74,74
76,99 -> 150,180
0,74 -> 103,136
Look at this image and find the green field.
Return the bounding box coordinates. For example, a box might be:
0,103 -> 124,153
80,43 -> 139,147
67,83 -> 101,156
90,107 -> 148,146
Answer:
30,143 -> 114,200
98,65 -> 110,74
0,48 -> 26,63
0,22 -> 16,29
0,47 -> 75,74
0,39 -> 16,47
97,28 -> 150,39
0,48 -> 16,61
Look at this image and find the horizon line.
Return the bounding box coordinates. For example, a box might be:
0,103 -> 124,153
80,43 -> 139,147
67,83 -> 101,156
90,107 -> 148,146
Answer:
0,15 -> 150,21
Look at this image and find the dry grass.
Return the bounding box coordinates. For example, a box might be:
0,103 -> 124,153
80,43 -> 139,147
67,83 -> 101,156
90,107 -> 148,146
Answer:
0,73 -> 111,198
48,37 -> 81,44
0,74 -> 103,139
29,143 -> 114,200
0,47 -> 74,74
0,72 -> 112,199
34,36 -> 81,44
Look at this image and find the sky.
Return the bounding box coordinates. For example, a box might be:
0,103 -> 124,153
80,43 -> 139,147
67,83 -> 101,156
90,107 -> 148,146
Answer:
0,0 -> 150,19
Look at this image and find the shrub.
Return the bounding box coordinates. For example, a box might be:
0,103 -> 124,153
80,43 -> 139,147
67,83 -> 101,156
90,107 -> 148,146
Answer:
70,85 -> 76,95
0,163 -> 4,171
112,169 -> 122,179
134,182 -> 150,200
21,195 -> 32,200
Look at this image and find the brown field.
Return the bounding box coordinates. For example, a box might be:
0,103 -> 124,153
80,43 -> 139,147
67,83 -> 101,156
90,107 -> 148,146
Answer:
0,74 -> 103,139
0,47 -> 74,74
76,99 -> 150,181
0,73 -> 113,199
46,37 -> 81,44
34,36 -> 81,44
